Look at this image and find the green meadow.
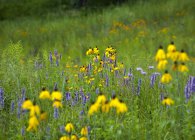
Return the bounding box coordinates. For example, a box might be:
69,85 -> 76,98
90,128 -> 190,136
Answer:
0,0 -> 195,139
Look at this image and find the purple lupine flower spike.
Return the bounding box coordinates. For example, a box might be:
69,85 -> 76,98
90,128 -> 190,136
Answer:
95,88 -> 99,94
10,100 -> 15,113
66,92 -> 71,101
21,88 -> 26,101
137,78 -> 142,95
54,107 -> 59,119
106,75 -> 109,87
0,88 -> 4,109
21,127 -> 25,136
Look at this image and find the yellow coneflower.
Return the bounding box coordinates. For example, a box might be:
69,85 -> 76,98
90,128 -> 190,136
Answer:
167,50 -> 179,61
40,111 -> 47,121
93,47 -> 99,54
101,101 -> 110,113
88,102 -> 99,116
51,89 -> 63,101
172,61 -> 178,71
22,98 -> 33,110
30,102 -> 41,117
60,136 -> 70,140
39,87 -> 51,99
167,41 -> 176,53
157,59 -> 168,70
86,48 -> 93,55
162,97 -> 174,106
116,100 -> 128,114
161,70 -> 172,84
53,99 -> 63,108
109,96 -> 120,108
155,46 -> 166,62
79,137 -> 87,140
178,49 -> 190,62
178,63 -> 189,72
26,116 -> 39,131
65,123 -> 74,133
81,126 -> 88,136
71,134 -> 78,140
96,94 -> 106,105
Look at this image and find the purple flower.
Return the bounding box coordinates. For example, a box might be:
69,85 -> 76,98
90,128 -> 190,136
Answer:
10,100 -> 15,113
21,88 -> 26,101
60,125 -> 64,133
54,107 -> 59,119
21,127 -> 25,136
49,52 -> 52,64
137,78 -> 142,95
17,98 -> 22,119
136,67 -> 142,71
150,74 -> 157,88
74,92 -> 79,102
0,88 -> 4,109
106,75 -> 109,87
66,92 -> 71,101
95,88 -> 99,94
141,71 -> 147,75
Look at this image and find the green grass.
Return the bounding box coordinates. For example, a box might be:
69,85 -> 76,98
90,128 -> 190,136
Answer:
0,0 -> 195,139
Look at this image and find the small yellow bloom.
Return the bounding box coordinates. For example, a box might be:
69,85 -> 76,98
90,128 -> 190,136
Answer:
167,51 -> 179,61
30,104 -> 41,117
40,111 -> 47,121
96,94 -> 106,105
109,96 -> 120,108
167,42 -> 176,52
93,47 -> 99,54
116,101 -> 128,114
178,50 -> 190,62
65,123 -> 74,133
162,97 -> 174,106
79,137 -> 87,140
71,134 -> 78,140
81,126 -> 88,136
101,101 -> 110,113
60,136 -> 70,140
53,100 -> 63,108
39,88 -> 51,99
178,63 -> 189,72
22,99 -> 33,110
157,59 -> 168,70
155,46 -> 166,61
88,102 -> 99,116
27,116 -> 39,131
51,89 -> 63,101
161,70 -> 172,84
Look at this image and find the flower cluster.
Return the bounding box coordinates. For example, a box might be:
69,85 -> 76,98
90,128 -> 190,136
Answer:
88,94 -> 128,116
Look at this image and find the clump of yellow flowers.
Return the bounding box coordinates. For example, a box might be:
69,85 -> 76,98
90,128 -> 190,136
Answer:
60,123 -> 88,140
88,93 -> 128,116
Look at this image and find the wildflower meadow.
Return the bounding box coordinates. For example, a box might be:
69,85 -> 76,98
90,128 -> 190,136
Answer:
0,0 -> 195,139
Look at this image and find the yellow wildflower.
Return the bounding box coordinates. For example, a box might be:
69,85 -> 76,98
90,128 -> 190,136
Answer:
161,70 -> 172,84
167,51 -> 179,61
22,98 -> 33,110
53,100 -> 63,108
60,136 -> 71,140
79,137 -> 87,140
51,89 -> 63,101
116,100 -> 128,114
109,96 -> 120,108
167,41 -> 176,52
88,102 -> 99,116
39,87 -> 51,99
178,50 -> 190,62
162,97 -> 174,106
30,103 -> 41,117
71,134 -> 78,140
40,111 -> 47,121
178,63 -> 189,72
172,61 -> 178,71
155,46 -> 166,61
93,47 -> 99,54
27,116 -> 39,131
96,94 -> 106,104
101,101 -> 110,113
81,126 -> 88,136
86,48 -> 93,55
157,59 -> 168,70
65,123 -> 74,133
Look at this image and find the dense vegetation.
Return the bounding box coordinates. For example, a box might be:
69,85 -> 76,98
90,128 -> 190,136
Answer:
0,0 -> 195,139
